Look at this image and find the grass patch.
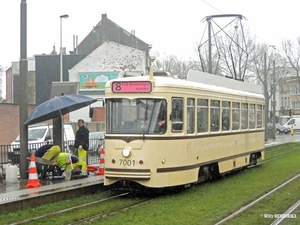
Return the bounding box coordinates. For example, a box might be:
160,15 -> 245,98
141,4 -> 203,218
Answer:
0,190 -> 116,224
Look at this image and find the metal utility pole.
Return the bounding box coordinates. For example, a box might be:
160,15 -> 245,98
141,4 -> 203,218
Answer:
207,18 -> 212,74
60,14 -> 69,82
19,0 -> 28,179
272,60 -> 276,139
53,14 -> 69,152
264,52 -> 269,141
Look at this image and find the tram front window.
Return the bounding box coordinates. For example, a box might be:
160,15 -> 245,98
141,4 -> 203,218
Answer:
106,98 -> 167,134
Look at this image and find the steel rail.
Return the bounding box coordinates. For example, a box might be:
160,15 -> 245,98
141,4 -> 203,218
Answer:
8,192 -> 129,225
215,173 -> 300,225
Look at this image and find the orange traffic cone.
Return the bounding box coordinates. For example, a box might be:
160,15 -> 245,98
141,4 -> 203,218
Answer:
97,147 -> 105,175
25,154 -> 42,188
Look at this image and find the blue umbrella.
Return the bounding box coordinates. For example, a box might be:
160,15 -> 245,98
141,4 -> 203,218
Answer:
24,94 -> 97,125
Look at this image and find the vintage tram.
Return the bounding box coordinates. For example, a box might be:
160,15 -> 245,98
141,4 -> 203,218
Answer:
104,68 -> 265,188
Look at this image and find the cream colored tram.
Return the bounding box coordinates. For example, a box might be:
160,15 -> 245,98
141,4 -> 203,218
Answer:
104,70 -> 265,188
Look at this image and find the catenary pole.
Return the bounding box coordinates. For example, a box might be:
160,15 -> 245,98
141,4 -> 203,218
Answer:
19,0 -> 28,179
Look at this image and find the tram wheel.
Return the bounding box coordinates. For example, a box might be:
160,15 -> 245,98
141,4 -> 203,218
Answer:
250,154 -> 257,165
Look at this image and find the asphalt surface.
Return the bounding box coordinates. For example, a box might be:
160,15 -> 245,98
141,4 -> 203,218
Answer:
265,131 -> 300,147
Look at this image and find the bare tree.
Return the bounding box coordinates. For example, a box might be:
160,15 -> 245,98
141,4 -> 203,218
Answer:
197,38 -> 222,75
218,29 -> 257,81
151,52 -> 200,79
282,37 -> 300,83
248,43 -> 288,139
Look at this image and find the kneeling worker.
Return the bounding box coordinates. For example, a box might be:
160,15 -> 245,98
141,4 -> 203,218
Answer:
35,144 -> 61,162
34,145 -> 61,178
55,152 -> 82,180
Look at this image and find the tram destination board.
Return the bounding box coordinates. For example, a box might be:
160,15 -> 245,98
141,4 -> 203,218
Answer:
112,81 -> 152,93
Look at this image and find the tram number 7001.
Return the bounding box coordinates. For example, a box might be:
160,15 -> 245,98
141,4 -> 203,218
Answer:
119,159 -> 136,166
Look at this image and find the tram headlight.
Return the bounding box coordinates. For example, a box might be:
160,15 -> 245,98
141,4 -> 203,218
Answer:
122,146 -> 131,158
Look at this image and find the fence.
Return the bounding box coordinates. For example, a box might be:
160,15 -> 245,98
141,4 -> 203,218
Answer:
0,140 -> 101,176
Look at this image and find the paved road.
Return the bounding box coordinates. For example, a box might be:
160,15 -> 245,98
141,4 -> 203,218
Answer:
265,132 -> 300,147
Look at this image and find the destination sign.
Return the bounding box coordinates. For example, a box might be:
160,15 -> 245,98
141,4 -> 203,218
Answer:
112,81 -> 152,93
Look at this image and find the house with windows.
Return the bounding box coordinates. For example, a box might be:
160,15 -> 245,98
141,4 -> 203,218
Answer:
279,76 -> 300,116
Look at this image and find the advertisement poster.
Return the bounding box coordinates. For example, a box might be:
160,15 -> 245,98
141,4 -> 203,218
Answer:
78,72 -> 119,90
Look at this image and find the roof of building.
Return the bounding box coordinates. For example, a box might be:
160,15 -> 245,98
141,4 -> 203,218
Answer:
76,14 -> 150,55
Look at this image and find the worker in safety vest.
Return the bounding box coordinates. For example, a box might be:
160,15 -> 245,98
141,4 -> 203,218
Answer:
35,145 -> 60,162
34,145 -> 61,177
55,152 -> 82,180
74,119 -> 89,171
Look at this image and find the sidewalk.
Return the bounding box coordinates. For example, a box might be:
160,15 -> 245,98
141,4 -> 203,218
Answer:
265,132 -> 300,147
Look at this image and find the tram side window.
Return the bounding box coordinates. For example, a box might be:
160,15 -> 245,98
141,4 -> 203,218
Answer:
222,101 -> 230,131
257,105 -> 263,128
241,103 -> 248,129
249,104 -> 255,129
232,102 -> 240,130
262,105 -> 265,128
156,99 -> 167,133
197,99 -> 208,133
171,98 -> 183,132
210,100 -> 220,132
187,98 -> 195,134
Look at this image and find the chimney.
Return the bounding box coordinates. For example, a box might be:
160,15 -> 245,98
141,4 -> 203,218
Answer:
61,47 -> 66,55
51,45 -> 57,55
102,13 -> 107,20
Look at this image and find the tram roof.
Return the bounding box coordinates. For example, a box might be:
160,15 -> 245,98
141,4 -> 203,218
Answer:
106,71 -> 264,99
186,70 -> 263,95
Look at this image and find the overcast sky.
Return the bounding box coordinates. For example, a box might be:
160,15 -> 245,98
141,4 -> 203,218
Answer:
1,0 -> 300,97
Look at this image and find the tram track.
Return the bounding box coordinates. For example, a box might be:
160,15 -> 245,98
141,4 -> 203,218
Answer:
8,192 -> 131,225
214,173 -> 300,225
271,200 -> 300,225
264,145 -> 300,158
257,147 -> 300,166
213,144 -> 300,224
199,148 -> 300,225
67,198 -> 151,225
